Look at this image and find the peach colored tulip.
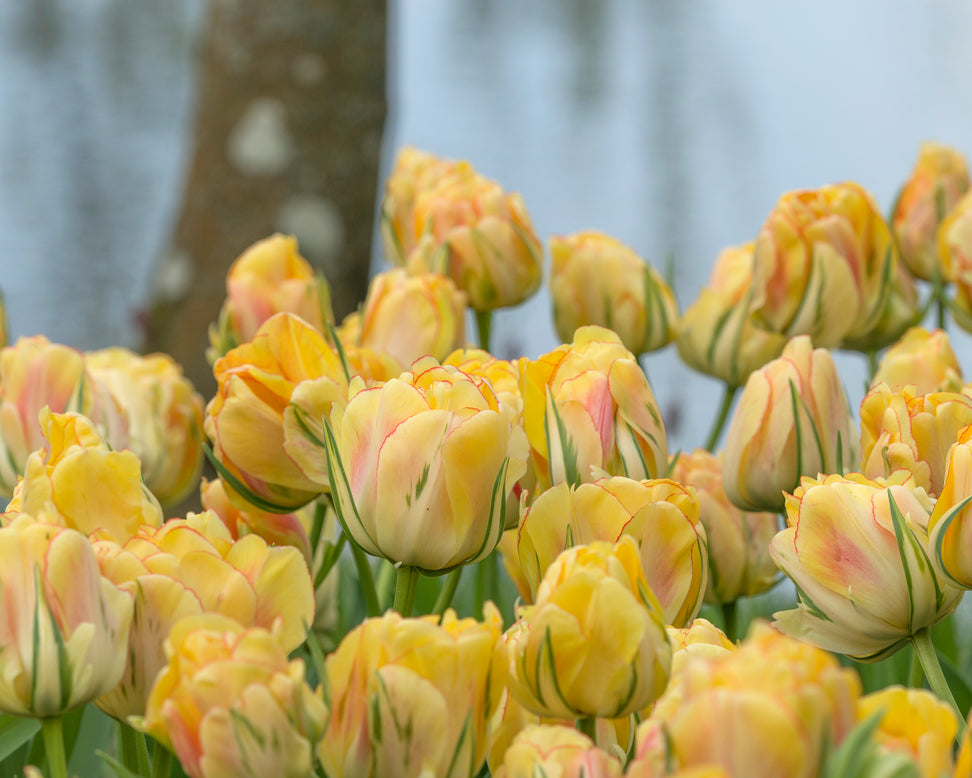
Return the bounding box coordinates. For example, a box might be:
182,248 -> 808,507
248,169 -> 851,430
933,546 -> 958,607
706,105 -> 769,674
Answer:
493,724 -> 622,778
870,327 -> 963,395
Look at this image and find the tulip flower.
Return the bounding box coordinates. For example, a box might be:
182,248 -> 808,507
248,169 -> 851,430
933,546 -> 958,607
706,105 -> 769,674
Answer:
520,325 -> 668,492
139,614 -> 327,778
0,335 -> 127,498
892,142 -> 969,282
0,517 -> 133,717
515,476 -> 707,627
325,356 -> 525,572
318,605 -> 505,778
549,230 -> 677,355
859,383 -> 972,498
93,510 -> 315,721
722,335 -> 858,513
206,312 -> 347,512
344,266 -> 468,367
627,622 -> 861,778
928,425 -> 972,588
5,409 -> 162,543
507,537 -> 672,720
869,327 -> 963,395
857,686 -> 959,778
676,242 -> 787,388
207,233 -> 334,360
670,450 -> 779,605
493,725 -> 622,778
750,182 -> 899,349
939,190 -> 972,333
770,473 -> 961,661
86,346 -> 205,508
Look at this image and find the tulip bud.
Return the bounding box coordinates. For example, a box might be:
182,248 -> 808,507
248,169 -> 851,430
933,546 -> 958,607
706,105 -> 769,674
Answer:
139,614 -> 327,778
507,537 -> 672,720
520,326 -> 668,493
939,191 -> 972,333
677,242 -> 787,387
516,477 -> 707,627
319,605 -> 506,778
771,473 -> 961,661
207,233 -> 334,361
670,450 -> 779,605
860,384 -> 972,498
722,336 -> 859,513
493,724 -> 622,778
326,357 -> 525,572
870,327 -> 963,395
751,182 -> 899,349
0,517 -> 133,717
892,142 -> 970,281
549,230 -> 677,355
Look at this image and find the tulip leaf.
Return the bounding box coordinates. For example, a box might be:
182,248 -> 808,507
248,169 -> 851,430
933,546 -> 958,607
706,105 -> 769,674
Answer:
324,321 -> 353,383
97,749 -> 149,778
0,716 -> 39,762
203,443 -> 310,514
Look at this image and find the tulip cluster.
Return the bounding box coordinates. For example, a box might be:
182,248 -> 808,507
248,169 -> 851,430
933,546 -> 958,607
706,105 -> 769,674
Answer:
2,141 -> 972,778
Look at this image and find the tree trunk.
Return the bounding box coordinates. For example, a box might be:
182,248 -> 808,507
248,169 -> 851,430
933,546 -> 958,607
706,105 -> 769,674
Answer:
146,0 -> 386,399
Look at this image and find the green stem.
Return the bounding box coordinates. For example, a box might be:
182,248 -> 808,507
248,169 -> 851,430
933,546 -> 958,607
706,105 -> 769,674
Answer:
393,565 -> 420,617
151,742 -> 173,778
433,568 -> 463,617
720,601 -> 738,644
376,559 -> 397,612
907,644 -> 925,689
576,716 -> 598,743
41,718 -> 67,778
118,722 -> 151,776
912,628 -> 964,738
350,543 -> 381,617
704,384 -> 737,452
866,349 -> 878,384
475,553 -> 498,614
475,310 -> 493,353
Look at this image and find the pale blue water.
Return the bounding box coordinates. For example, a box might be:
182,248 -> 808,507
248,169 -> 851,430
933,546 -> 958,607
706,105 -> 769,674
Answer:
2,1 -> 972,451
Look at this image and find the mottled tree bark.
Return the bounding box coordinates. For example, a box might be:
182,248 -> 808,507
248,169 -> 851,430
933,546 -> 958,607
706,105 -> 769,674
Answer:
146,0 -> 386,399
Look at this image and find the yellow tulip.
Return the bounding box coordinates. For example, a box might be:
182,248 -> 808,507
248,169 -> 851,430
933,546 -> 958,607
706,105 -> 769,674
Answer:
939,190 -> 972,333
892,142 -> 970,281
493,724 -> 622,778
0,516 -> 133,717
870,327 -> 963,395
206,312 -> 347,512
508,538 -> 671,719
549,230 -> 677,355
860,383 -> 972,498
92,510 -> 315,721
628,622 -> 861,778
139,614 -> 327,778
928,425 -> 972,588
771,473 -> 961,661
751,182 -> 899,348
319,605 -> 505,778
349,267 -> 468,367
670,450 -> 779,605
520,326 -> 668,492
87,347 -> 205,508
400,155 -> 543,311
0,335 -> 126,498
722,335 -> 859,513
6,409 -> 162,543
516,476 -> 707,626
327,357 -> 524,571
676,242 -> 787,387
857,686 -> 958,778
207,233 -> 334,360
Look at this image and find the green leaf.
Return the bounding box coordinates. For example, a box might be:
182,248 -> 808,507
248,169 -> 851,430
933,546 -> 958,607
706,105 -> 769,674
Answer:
0,716 -> 40,762
97,749 -> 150,778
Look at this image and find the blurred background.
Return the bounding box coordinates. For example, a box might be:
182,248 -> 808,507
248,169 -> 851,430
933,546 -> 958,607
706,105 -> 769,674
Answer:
1,1 -> 971,452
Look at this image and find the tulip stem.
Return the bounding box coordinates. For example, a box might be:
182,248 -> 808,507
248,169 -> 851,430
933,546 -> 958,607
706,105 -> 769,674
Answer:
912,627 -> 965,738
907,645 -> 925,689
118,722 -> 151,776
350,543 -> 381,617
151,742 -> 173,778
704,384 -> 737,451
720,601 -> 738,643
433,567 -> 463,617
576,716 -> 598,742
475,310 -> 493,352
476,553 -> 498,615
865,349 -> 878,383
41,717 -> 68,778
393,565 -> 420,617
